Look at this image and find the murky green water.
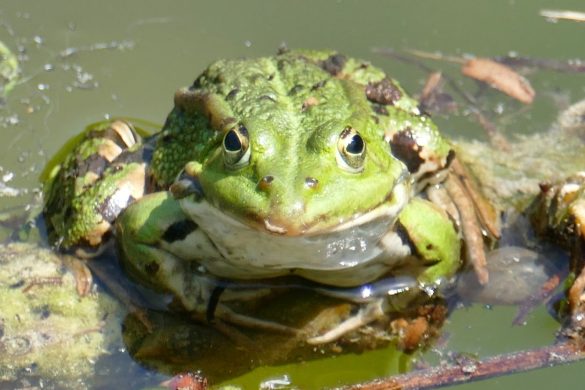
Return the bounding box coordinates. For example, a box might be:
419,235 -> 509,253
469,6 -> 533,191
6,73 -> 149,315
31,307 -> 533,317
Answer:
1,0 -> 584,388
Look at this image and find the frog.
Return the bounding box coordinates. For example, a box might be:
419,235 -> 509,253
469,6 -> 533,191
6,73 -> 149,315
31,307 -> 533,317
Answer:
42,49 -> 499,344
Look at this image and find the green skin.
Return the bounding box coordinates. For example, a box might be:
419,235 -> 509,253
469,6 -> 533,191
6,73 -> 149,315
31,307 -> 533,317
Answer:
43,50 -> 459,315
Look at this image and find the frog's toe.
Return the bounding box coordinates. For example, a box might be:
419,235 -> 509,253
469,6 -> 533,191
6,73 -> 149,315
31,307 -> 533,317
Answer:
214,304 -> 299,335
306,299 -> 385,344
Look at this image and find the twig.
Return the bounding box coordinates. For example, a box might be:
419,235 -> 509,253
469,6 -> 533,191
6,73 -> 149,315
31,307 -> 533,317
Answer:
342,340 -> 585,390
540,9 -> 585,22
444,172 -> 489,285
405,49 -> 465,65
372,48 -> 477,107
496,56 -> 585,73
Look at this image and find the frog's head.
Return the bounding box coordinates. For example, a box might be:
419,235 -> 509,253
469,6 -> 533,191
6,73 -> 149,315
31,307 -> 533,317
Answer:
157,51 -> 424,236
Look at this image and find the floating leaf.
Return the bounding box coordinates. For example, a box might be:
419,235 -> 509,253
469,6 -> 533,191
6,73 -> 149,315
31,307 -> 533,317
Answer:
461,58 -> 535,104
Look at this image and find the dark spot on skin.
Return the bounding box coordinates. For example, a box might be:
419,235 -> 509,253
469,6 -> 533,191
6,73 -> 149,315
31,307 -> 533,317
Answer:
206,286 -> 225,322
358,62 -> 369,70
145,261 -> 160,275
426,243 -> 434,251
99,191 -> 136,223
395,222 -> 441,266
289,85 -> 304,95
259,94 -> 277,103
226,88 -> 239,100
36,305 -> 51,320
390,128 -> 425,174
446,149 -> 456,167
267,74 -> 274,81
365,79 -> 402,105
277,45 -> 289,55
371,115 -> 380,124
311,80 -> 327,91
258,175 -> 274,191
161,131 -> 173,143
320,54 -> 347,76
162,220 -> 199,243
191,76 -> 203,89
79,154 -> 109,178
305,177 -> 318,189
372,104 -> 389,116
394,221 -> 417,256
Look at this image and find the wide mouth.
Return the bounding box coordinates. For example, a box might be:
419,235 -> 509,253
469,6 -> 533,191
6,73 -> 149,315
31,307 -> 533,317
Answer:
187,174 -> 410,237
178,178 -> 411,275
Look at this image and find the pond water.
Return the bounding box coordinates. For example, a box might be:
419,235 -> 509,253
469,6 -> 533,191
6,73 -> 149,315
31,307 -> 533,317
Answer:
1,0 -> 584,389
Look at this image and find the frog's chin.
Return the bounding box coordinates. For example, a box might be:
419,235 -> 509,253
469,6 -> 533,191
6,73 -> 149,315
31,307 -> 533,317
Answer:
260,185 -> 409,236
178,180 -> 411,282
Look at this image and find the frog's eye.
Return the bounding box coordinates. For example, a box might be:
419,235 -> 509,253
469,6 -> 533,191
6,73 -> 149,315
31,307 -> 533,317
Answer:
223,124 -> 250,169
336,126 -> 366,173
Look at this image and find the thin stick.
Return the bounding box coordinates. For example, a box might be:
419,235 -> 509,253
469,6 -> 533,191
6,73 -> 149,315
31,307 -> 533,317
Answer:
444,174 -> 489,285
343,340 -> 585,390
540,9 -> 585,22
405,49 -> 465,64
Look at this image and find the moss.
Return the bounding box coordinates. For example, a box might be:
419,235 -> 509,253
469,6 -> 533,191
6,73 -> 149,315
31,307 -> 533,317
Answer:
0,243 -> 123,388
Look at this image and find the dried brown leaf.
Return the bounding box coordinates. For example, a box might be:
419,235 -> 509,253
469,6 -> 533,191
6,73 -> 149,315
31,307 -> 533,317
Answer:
461,58 -> 535,104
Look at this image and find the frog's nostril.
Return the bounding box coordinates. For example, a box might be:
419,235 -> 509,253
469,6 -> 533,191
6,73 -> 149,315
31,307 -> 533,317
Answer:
304,177 -> 318,189
258,175 -> 274,191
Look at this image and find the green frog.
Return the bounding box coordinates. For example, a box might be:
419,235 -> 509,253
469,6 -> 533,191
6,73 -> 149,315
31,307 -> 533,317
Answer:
41,49 -> 502,343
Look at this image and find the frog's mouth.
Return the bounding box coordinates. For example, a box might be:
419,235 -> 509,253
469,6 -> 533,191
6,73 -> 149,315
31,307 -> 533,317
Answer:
262,180 -> 410,236
177,177 -> 411,279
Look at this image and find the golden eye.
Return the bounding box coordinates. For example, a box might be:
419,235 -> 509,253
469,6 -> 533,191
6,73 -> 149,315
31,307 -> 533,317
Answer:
223,124 -> 250,168
336,126 -> 366,172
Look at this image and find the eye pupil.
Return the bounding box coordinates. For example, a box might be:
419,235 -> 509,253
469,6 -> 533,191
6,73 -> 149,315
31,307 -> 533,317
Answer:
336,126 -> 366,173
224,129 -> 242,151
223,124 -> 251,169
346,134 -> 364,154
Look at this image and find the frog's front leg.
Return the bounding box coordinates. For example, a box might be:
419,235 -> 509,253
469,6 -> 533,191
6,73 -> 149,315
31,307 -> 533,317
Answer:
395,197 -> 462,286
308,198 -> 461,345
116,191 -> 298,333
